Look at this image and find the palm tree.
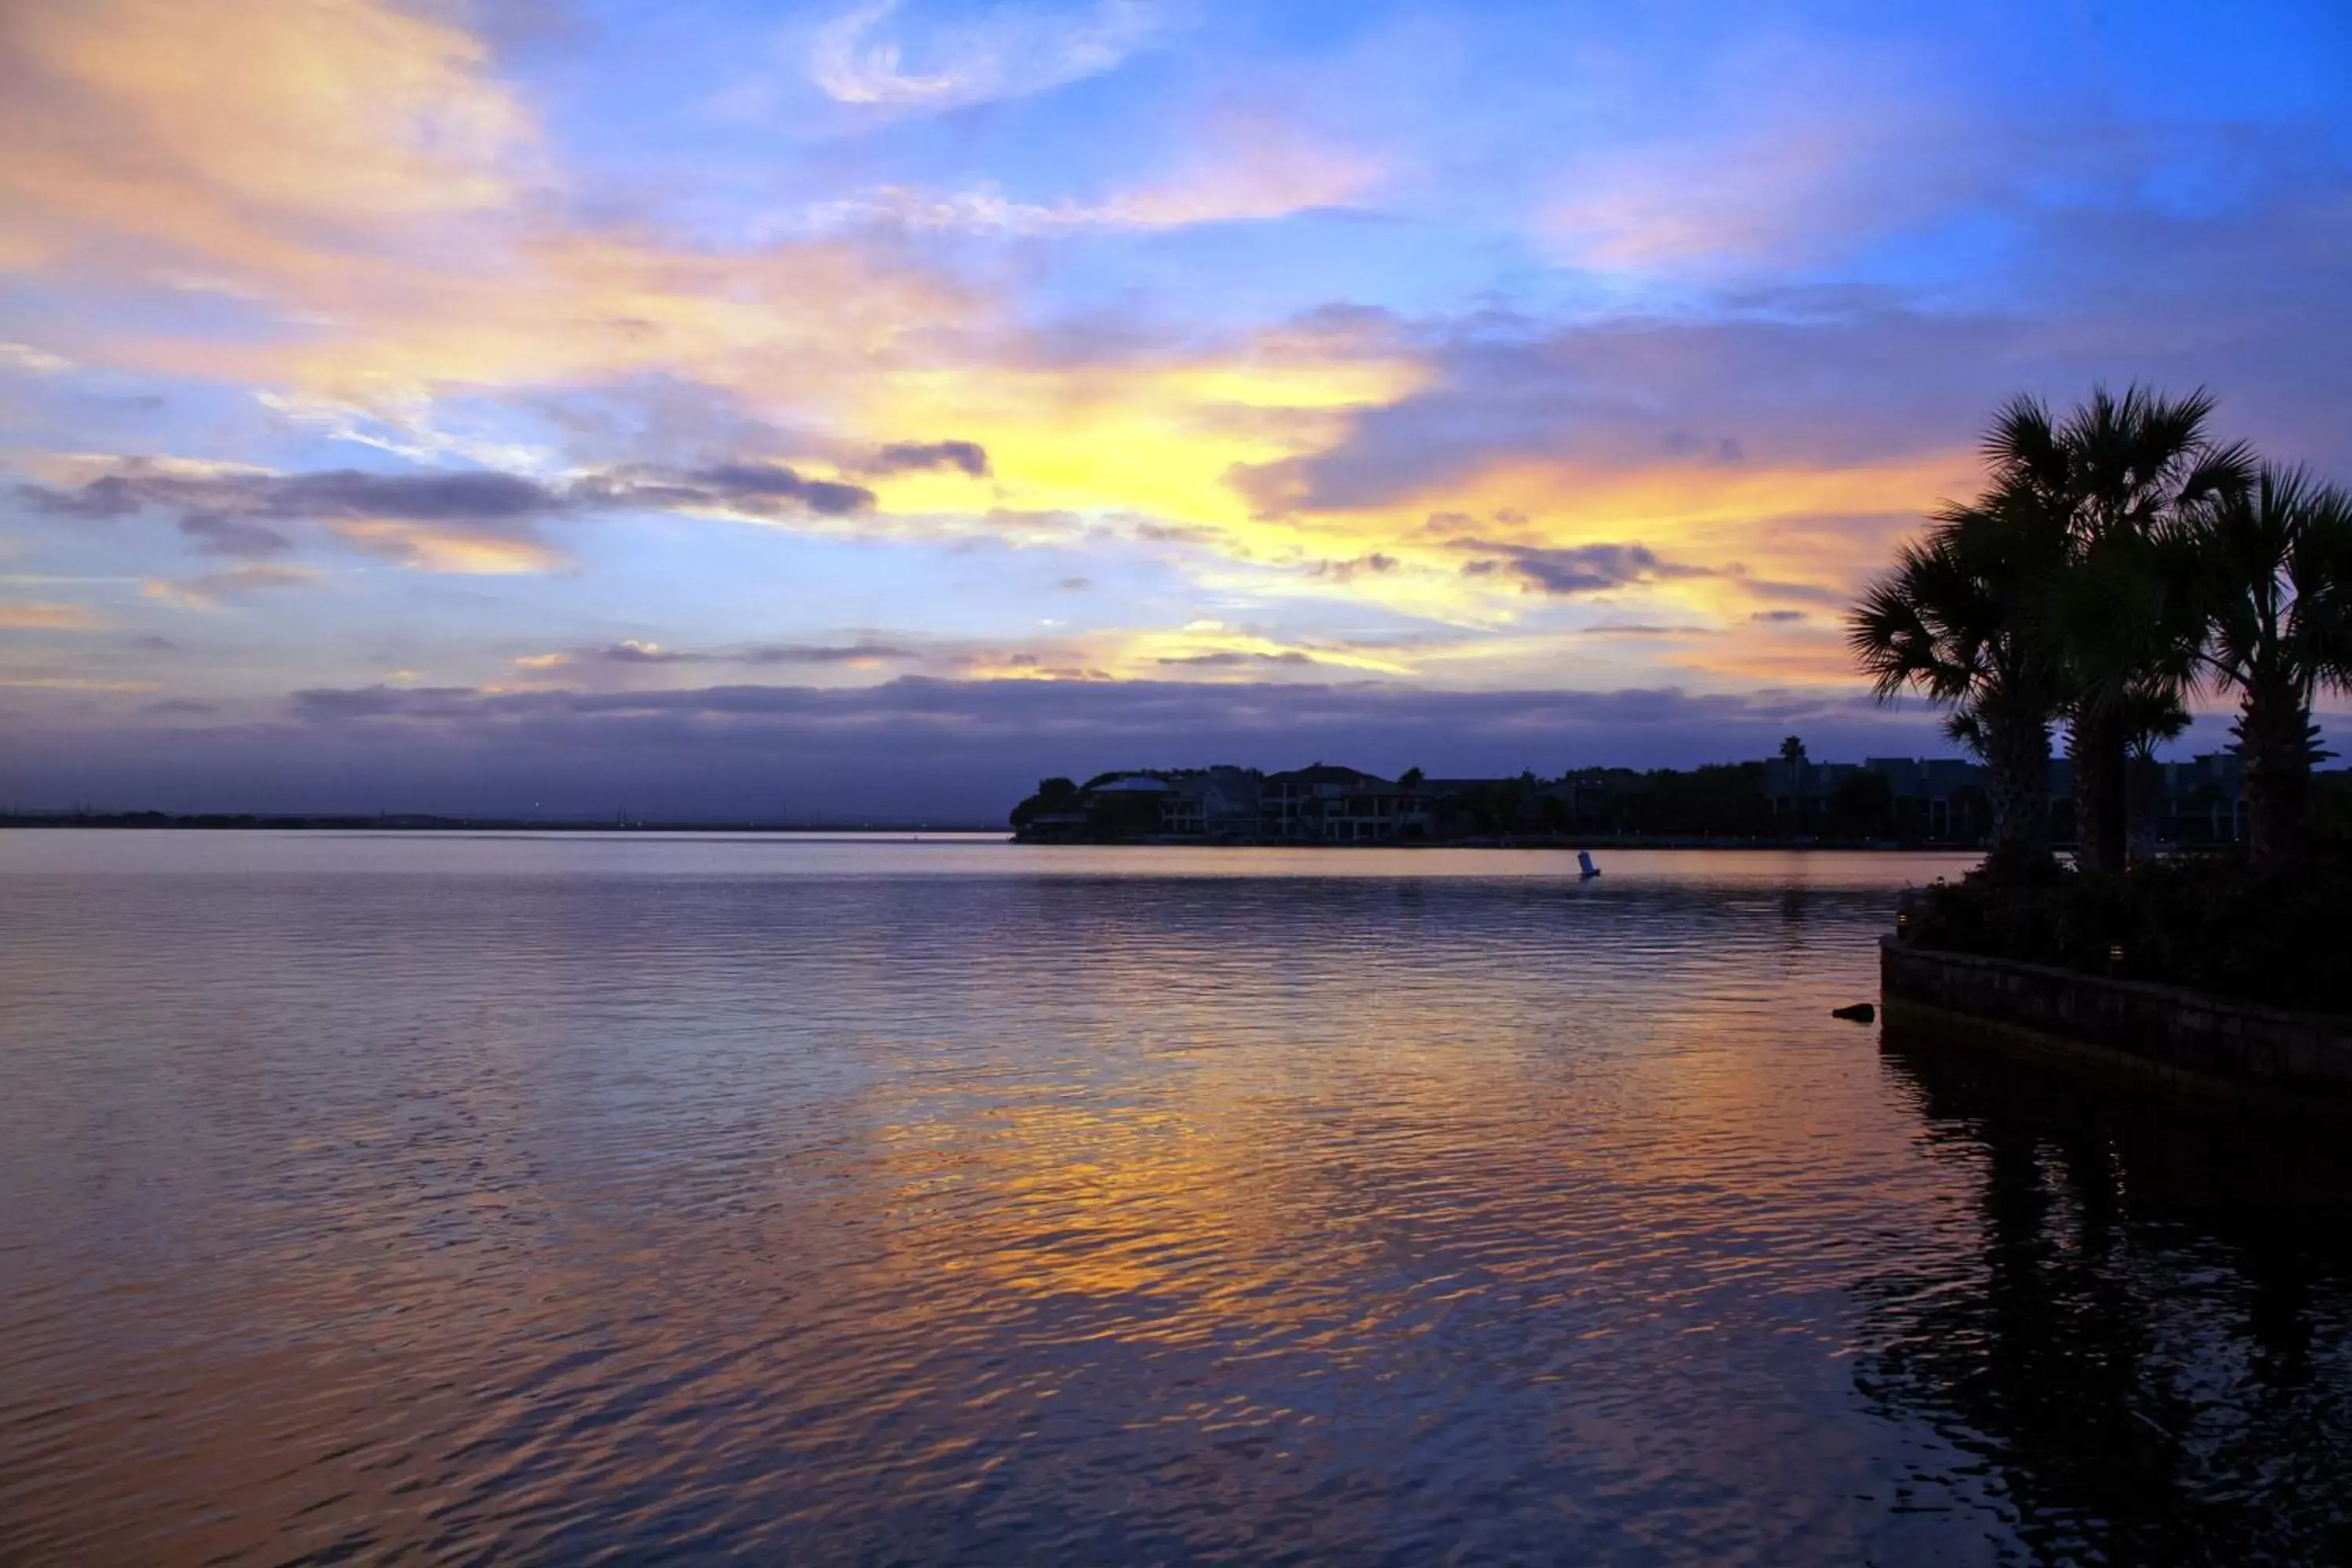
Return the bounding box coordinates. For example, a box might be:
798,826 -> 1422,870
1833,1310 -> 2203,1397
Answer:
1849,499 -> 2065,865
2183,466 -> 2352,865
1993,387 -> 2252,873
2030,523 -> 2212,869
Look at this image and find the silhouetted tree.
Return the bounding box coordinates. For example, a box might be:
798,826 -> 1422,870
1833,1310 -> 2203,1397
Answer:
2184,466 -> 2352,865
1009,776 -> 1083,829
1850,495 -> 2066,865
1853,387 -> 2249,871
2010,387 -> 2250,871
1644,762 -> 1769,837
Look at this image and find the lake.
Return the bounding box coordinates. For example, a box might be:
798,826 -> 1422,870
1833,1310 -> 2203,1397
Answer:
2,833 -> 2348,1563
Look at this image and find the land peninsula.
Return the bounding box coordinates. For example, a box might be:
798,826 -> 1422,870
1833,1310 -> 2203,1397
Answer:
1009,744 -> 2338,853
1849,386 -> 2352,1026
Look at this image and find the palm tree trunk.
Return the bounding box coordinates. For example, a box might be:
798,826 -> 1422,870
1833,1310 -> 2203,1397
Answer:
2238,681 -> 2314,869
2069,710 -> 2129,875
1984,712 -> 2052,866
2125,752 -> 2162,866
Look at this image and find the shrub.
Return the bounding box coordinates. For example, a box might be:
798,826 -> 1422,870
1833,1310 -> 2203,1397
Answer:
1906,844 -> 2352,1012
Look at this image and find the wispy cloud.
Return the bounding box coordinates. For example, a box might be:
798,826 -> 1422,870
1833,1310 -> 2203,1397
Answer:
0,677 -> 159,692
0,343 -> 72,375
20,457 -> 892,576
31,464 -> 579,576
516,638 -> 921,672
179,512 -> 298,559
1154,648 -> 1318,667
142,564 -> 321,610
808,0 -> 1167,113
0,602 -> 103,630
328,524 -> 565,576
807,136 -> 1378,234
596,639 -> 702,665
744,640 -> 921,666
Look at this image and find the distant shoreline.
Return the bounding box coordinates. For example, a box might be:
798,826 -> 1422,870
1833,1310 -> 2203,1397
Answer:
2,814 -> 1994,851
1009,837 -> 1988,851
0,813 -> 1008,836
1006,835 -> 1987,851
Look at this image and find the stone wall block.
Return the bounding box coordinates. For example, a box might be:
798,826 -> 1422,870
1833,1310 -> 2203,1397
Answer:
1881,938 -> 2352,1095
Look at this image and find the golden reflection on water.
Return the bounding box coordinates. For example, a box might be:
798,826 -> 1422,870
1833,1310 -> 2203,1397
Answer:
2,837 -> 2348,1563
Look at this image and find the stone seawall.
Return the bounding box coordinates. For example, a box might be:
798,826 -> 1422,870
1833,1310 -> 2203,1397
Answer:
1879,937 -> 2352,1098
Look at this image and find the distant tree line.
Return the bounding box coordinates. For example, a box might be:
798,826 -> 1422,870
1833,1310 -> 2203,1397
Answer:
1014,757 -> 1940,843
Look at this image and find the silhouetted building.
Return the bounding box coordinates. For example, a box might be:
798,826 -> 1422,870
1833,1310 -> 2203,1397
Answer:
1011,748 -> 2310,848
1160,768 -> 1263,841
1760,757 -> 1860,833
2154,753 -> 2247,844
1863,757 -> 1988,841
1261,766 -> 1432,843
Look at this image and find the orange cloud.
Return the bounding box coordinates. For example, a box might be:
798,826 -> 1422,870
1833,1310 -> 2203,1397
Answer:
1671,626 -> 1866,688
329,522 -> 566,576
0,0 -> 980,439
0,603 -> 104,630
278,234 -> 983,413
0,0 -> 535,279
141,564 -> 321,609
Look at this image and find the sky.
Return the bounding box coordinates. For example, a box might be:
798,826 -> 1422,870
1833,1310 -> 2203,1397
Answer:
2,0 -> 2350,818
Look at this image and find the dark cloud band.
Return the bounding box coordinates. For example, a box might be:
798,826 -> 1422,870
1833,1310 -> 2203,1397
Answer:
1448,538 -> 1708,596
16,454 -> 901,566
0,676 -> 1946,819
862,441 -> 991,478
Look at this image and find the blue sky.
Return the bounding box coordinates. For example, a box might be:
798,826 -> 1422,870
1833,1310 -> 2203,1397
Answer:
2,0 -> 2348,815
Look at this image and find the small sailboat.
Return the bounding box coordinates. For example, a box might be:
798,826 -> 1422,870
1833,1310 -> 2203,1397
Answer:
1577,850 -> 1601,880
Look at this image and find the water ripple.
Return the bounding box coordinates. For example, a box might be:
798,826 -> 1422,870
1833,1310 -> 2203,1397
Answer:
2,835 -> 2348,1563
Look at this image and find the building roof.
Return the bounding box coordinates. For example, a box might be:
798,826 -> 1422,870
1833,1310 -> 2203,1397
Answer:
1265,764 -> 1384,786
1169,771 -> 1261,801
1089,775 -> 1171,793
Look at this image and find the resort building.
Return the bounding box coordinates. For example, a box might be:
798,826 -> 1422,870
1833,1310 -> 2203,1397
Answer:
1160,768 -> 1264,841
1260,766 -> 1433,843
1862,757 -> 1990,841
1760,757 -> 1861,833
2151,753 -> 2249,845
1013,750 -> 2314,847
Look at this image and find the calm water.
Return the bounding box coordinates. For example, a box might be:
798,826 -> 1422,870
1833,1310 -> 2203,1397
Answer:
2,833 -> 2349,1565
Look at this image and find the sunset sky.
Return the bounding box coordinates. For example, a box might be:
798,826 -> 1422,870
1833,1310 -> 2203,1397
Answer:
3,0 -> 2349,816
